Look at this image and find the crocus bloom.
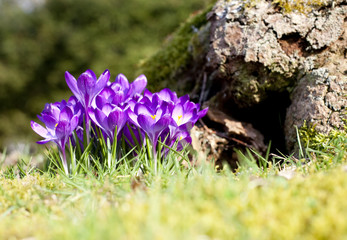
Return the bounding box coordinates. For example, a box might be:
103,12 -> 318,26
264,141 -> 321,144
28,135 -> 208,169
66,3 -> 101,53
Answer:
127,102 -> 171,173
143,88 -> 177,104
65,69 -> 110,109
31,97 -> 81,174
109,74 -> 147,105
127,98 -> 171,148
146,88 -> 208,150
160,126 -> 192,154
88,103 -> 128,143
65,69 -> 110,140
171,101 -> 208,128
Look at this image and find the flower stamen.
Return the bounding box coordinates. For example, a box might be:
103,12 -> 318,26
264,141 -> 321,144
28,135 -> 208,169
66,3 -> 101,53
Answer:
176,115 -> 183,125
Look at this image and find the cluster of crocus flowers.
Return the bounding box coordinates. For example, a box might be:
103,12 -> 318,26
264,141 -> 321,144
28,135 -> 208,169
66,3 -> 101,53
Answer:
31,69 -> 208,174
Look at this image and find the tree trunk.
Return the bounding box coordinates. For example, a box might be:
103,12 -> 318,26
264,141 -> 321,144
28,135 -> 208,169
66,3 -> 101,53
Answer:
141,0 -> 347,165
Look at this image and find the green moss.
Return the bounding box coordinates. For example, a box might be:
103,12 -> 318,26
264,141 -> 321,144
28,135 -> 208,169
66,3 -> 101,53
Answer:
227,63 -> 296,107
1,164 -> 347,239
139,5 -> 213,94
244,0 -> 332,13
270,0 -> 332,13
299,122 -> 347,169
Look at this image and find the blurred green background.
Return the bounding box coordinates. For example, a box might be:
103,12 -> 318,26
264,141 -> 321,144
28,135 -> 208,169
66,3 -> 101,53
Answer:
0,0 -> 211,149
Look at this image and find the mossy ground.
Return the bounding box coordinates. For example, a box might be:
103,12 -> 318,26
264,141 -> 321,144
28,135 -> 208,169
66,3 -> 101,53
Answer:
1,165 -> 347,239
0,126 -> 346,239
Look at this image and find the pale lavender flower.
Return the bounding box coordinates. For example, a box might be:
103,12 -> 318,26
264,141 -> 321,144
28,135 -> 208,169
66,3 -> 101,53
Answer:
31,96 -> 81,174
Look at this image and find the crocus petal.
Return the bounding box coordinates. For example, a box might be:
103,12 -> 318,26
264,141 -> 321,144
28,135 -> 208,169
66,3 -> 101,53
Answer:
153,114 -> 171,133
77,72 -> 95,95
65,71 -> 80,99
138,114 -> 158,144
151,94 -> 160,108
95,108 -> 108,129
59,107 -> 73,122
158,88 -> 177,103
111,83 -> 122,92
178,94 -> 190,104
50,104 -> 61,120
137,114 -> 155,133
126,99 -> 137,111
85,69 -> 97,81
31,121 -> 49,138
157,88 -> 171,102
70,115 -> 79,131
107,108 -> 127,136
155,107 -> 164,119
37,139 -> 53,145
126,109 -> 140,127
55,120 -> 70,140
181,111 -> 194,124
107,110 -> 120,131
59,100 -> 68,109
88,108 -> 99,127
115,73 -> 129,90
198,107 -> 209,119
139,96 -> 152,107
99,87 -> 114,100
180,122 -> 194,132
135,104 -> 152,116
96,87 -> 114,108
182,135 -> 192,145
68,95 -> 79,105
95,95 -> 108,109
113,90 -> 124,104
172,105 -> 183,120
95,69 -> 110,94
101,104 -> 113,116
129,74 -> 147,96
41,114 -> 58,130
143,89 -> 153,100
184,102 -> 197,112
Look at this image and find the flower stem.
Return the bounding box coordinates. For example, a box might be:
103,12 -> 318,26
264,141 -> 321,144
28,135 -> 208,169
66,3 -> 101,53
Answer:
85,113 -> 90,144
153,144 -> 157,174
61,144 -> 69,175
84,113 -> 91,169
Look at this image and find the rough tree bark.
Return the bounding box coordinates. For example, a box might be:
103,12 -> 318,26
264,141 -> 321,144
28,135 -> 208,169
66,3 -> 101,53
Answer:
141,0 -> 347,165
205,0 -> 346,154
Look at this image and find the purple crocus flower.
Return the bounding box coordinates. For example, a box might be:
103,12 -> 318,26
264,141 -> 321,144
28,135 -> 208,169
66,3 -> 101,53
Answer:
31,96 -> 81,174
65,69 -> 110,141
127,99 -> 171,148
65,69 -> 110,109
88,102 -> 128,143
108,74 -> 147,105
143,88 -> 177,104
129,106 -> 170,172
160,126 -> 192,155
171,101 -> 208,129
144,88 -> 208,150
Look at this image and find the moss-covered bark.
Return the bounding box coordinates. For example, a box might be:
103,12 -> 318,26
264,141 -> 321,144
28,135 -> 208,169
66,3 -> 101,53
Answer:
138,5 -> 213,95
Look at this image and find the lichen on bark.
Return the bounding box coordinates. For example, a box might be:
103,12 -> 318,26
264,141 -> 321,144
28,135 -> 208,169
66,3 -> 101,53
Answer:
285,68 -> 347,151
